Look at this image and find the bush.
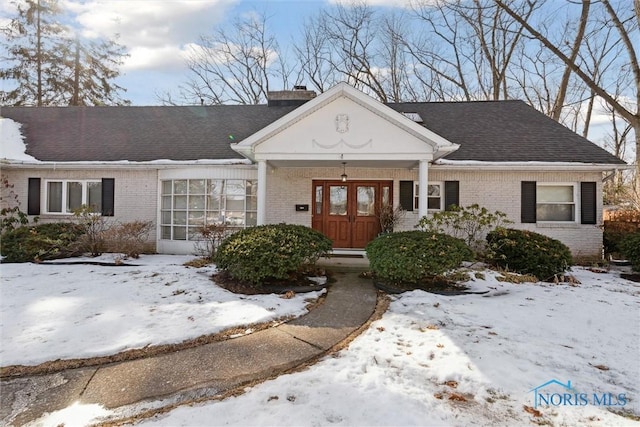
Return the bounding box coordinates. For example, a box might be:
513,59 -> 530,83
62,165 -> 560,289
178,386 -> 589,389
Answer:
193,223 -> 231,261
73,205 -> 111,256
104,220 -> 154,258
366,231 -> 473,284
416,204 -> 511,254
215,224 -> 332,285
486,228 -> 572,281
619,232 -> 640,271
603,209 -> 640,257
1,222 -> 85,263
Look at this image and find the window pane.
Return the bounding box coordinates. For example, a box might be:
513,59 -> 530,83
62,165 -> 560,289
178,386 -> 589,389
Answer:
189,195 -> 205,209
162,181 -> 172,195
226,180 -> 245,195
537,204 -> 575,221
174,195 -> 187,209
225,211 -> 245,226
428,184 -> 441,197
329,186 -> 347,215
162,196 -> 172,210
246,196 -> 257,211
87,182 -> 102,213
315,186 -> 323,215
189,179 -> 206,194
173,211 -> 187,225
246,212 -> 257,226
174,180 -> 187,195
161,226 -> 172,240
226,197 -> 245,211
428,197 -> 441,210
67,182 -> 83,212
206,211 -> 223,224
47,182 -> 63,212
382,186 -> 390,206
357,186 -> 375,216
173,226 -> 187,240
246,180 -> 257,197
207,195 -> 221,210
161,211 -> 171,224
188,211 -> 205,226
537,185 -> 573,203
208,180 -> 224,197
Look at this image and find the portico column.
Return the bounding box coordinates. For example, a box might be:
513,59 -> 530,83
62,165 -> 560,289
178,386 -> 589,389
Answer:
257,160 -> 267,225
418,159 -> 429,218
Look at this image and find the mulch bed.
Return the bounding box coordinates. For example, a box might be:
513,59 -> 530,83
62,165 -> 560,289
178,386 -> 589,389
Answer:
370,275 -> 485,295
621,273 -> 640,283
212,270 -> 333,295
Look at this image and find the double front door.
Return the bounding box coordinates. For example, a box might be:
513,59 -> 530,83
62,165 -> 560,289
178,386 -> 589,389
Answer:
312,180 -> 392,248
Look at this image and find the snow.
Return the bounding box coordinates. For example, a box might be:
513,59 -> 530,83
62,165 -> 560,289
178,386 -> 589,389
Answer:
0,255 -> 324,367
7,263 -> 640,426
0,117 -> 38,161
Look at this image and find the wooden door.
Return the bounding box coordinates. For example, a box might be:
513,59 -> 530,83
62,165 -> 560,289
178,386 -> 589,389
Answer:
312,180 -> 392,248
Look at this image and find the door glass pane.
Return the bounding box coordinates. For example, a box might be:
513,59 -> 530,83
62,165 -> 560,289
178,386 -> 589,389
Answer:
87,182 -> 102,212
173,226 -> 186,240
162,196 -> 172,210
189,195 -> 205,209
329,186 -> 347,215
315,185 -> 323,215
161,226 -> 171,240
67,182 -> 83,212
47,182 -> 63,212
174,195 -> 187,209
161,211 -> 171,224
382,186 -> 390,206
357,186 -> 375,216
188,211 -> 205,226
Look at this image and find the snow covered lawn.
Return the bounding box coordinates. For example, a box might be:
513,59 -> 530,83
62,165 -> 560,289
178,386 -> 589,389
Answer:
134,266 -> 639,426
0,255 -> 324,367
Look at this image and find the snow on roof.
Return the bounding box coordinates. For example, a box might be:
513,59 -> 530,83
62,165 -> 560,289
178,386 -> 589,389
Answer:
0,117 -> 38,162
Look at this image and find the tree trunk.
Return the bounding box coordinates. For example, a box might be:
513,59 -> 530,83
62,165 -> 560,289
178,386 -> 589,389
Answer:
36,0 -> 42,106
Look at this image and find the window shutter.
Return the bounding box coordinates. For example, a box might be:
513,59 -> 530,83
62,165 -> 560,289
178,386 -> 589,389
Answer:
399,181 -> 414,211
521,181 -> 536,223
444,181 -> 459,211
101,178 -> 115,216
580,182 -> 597,224
27,178 -> 41,215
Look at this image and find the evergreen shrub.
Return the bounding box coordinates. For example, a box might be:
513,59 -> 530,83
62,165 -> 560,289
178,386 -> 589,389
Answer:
214,224 -> 332,284
365,231 -> 473,284
619,232 -> 640,271
486,228 -> 572,281
1,223 -> 85,263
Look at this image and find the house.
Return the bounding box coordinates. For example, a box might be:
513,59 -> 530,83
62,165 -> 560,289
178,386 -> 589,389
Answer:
0,83 -> 627,258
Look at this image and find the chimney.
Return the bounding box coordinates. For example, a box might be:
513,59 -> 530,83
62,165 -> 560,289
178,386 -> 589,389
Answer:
267,85 -> 317,107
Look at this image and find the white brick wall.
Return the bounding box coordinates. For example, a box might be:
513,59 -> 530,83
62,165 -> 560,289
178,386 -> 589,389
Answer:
3,165 -> 605,258
266,167 -> 604,258
2,168 -> 158,248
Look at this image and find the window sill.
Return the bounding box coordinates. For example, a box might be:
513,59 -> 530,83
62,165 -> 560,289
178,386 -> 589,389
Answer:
536,222 -> 580,229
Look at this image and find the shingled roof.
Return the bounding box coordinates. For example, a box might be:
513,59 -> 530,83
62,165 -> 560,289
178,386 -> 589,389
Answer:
0,99 -> 625,165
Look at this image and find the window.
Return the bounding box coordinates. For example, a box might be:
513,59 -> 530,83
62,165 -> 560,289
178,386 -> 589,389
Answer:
413,182 -> 443,211
161,179 -> 258,241
45,180 -> 102,214
536,184 -> 576,222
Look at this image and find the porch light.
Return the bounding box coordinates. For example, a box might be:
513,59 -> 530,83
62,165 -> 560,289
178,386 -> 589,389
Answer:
341,162 -> 348,182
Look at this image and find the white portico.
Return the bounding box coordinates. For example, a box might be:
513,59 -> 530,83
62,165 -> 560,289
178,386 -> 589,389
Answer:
231,83 -> 458,248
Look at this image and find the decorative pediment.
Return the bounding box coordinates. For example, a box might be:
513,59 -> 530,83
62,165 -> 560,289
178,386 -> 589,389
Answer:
231,82 -> 458,163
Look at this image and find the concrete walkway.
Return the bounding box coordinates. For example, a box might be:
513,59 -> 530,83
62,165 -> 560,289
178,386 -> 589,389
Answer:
1,270 -> 377,426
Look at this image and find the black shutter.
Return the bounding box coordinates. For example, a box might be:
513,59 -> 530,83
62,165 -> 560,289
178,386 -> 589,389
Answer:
101,178 -> 115,216
580,182 -> 597,224
399,181 -> 414,211
27,178 -> 41,215
444,181 -> 459,211
521,181 -> 536,223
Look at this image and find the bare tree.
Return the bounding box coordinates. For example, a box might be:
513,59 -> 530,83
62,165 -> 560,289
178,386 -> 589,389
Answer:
495,0 -> 639,200
175,11 -> 291,105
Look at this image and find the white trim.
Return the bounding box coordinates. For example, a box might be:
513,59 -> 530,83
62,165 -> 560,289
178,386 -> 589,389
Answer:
418,160 -> 429,217
43,179 -> 101,215
432,160 -> 627,172
257,160 -> 267,225
535,182 -> 578,224
232,82 -> 459,161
